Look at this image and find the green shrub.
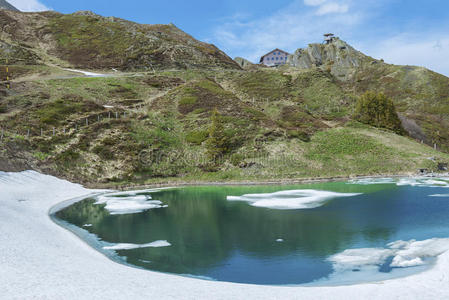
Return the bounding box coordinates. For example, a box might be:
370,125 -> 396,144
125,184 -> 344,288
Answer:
230,153 -> 245,166
33,152 -> 50,161
185,130 -> 209,145
56,149 -> 81,169
131,115 -> 180,149
179,96 -> 197,106
93,144 -> 114,160
35,99 -> 88,126
354,91 -> 404,134
286,129 -> 310,142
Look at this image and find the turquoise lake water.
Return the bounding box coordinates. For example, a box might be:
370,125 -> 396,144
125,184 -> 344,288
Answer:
54,177 -> 449,285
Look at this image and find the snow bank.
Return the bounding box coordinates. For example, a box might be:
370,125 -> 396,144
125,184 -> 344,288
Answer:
63,68 -> 108,77
227,189 -> 361,209
95,194 -> 167,215
103,240 -> 171,250
3,170 -> 449,299
0,170 -> 92,202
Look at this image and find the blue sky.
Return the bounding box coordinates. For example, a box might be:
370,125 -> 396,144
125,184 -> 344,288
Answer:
9,0 -> 449,76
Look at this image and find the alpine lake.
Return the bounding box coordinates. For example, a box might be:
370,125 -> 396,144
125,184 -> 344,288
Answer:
53,177 -> 449,285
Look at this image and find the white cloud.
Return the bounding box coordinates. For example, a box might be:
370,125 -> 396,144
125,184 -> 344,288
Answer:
211,0 -> 449,77
361,34 -> 449,77
8,0 -> 50,12
304,0 -> 327,6
316,3 -> 349,15
304,0 -> 350,16
213,0 -> 363,62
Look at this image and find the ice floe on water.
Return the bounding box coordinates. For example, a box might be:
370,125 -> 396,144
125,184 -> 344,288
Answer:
226,190 -> 361,210
397,178 -> 449,187
429,194 -> 449,197
329,248 -> 393,271
103,240 -> 171,250
276,239 -> 284,242
315,238 -> 449,286
102,188 -> 170,197
95,193 -> 167,215
348,178 -> 396,185
329,238 -> 449,272
349,177 -> 449,187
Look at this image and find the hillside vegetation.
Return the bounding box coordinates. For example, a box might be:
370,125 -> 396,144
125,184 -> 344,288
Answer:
0,11 -> 448,186
0,10 -> 239,70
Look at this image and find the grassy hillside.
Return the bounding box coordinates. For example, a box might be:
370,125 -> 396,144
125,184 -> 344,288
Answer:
287,38 -> 449,152
0,10 -> 240,70
0,68 -> 448,186
1,11 -> 448,186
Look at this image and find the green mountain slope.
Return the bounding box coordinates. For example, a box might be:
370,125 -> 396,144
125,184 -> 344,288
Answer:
0,12 -> 448,186
285,38 -> 449,151
0,10 -> 240,70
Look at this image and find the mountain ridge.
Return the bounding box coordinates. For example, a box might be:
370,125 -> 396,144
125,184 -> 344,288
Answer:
0,10 -> 240,70
0,10 -> 448,185
0,0 -> 18,11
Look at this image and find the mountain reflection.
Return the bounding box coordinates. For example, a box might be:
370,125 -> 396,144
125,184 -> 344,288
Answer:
56,183 -> 402,281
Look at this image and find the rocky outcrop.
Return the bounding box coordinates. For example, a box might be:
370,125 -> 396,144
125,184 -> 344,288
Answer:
234,57 -> 257,69
287,37 -> 378,80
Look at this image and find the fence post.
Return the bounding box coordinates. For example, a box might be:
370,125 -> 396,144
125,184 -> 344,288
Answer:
53,128 -> 55,136
108,112 -> 111,119
86,118 -> 88,126
27,129 -> 30,138
40,128 -> 43,136
115,112 -> 118,119
0,129 -> 3,141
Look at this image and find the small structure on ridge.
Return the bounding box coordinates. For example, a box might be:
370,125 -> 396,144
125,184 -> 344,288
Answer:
324,33 -> 335,44
259,48 -> 290,67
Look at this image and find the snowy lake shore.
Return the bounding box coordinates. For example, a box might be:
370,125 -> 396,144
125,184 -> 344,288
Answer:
1,170 -> 449,299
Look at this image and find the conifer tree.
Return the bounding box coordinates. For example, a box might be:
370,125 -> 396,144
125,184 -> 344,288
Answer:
206,109 -> 230,161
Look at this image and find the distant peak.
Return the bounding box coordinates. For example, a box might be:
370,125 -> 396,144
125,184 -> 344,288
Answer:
0,0 -> 19,11
72,10 -> 100,17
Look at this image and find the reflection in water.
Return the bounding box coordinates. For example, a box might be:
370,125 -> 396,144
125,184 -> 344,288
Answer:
55,181 -> 449,285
